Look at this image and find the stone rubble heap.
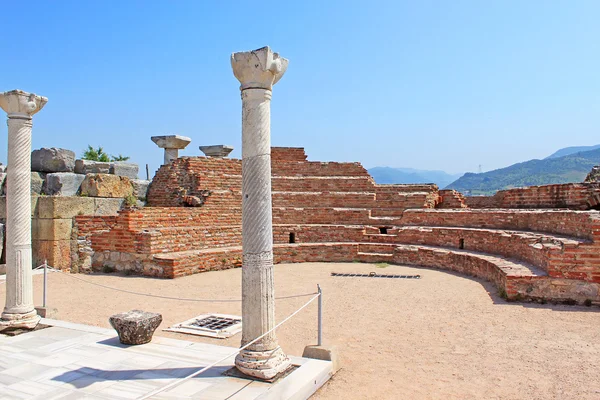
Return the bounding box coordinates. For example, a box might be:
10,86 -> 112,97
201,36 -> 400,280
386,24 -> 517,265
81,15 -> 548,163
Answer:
0,147 -> 149,201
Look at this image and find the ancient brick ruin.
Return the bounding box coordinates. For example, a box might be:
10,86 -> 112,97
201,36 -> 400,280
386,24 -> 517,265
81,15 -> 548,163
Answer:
66,147 -> 600,306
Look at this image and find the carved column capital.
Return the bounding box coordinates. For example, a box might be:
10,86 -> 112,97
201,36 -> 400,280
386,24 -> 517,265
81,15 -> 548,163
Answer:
0,90 -> 48,120
231,46 -> 288,91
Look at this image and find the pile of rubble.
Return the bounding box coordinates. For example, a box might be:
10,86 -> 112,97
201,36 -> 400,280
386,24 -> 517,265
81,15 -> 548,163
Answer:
0,148 -> 149,202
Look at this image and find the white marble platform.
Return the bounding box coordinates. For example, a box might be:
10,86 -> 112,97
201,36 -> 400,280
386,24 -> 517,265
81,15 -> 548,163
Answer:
0,318 -> 332,399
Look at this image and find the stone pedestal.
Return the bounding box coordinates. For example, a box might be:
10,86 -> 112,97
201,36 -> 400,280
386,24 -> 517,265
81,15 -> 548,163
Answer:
151,135 -> 192,165
231,46 -> 290,380
199,145 -> 234,158
0,90 -> 47,331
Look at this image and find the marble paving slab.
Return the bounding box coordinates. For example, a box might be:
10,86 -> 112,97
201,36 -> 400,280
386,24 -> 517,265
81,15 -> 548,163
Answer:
0,318 -> 332,400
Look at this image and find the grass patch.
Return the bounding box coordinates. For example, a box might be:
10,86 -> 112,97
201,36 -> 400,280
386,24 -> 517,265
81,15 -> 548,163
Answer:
375,262 -> 389,268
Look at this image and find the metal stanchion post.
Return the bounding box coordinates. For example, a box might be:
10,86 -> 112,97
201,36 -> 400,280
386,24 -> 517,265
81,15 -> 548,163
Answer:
43,260 -> 47,308
317,284 -> 322,346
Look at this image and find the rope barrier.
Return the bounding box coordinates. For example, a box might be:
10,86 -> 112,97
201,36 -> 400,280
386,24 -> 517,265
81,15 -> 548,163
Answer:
136,291 -> 321,400
28,264 -> 317,303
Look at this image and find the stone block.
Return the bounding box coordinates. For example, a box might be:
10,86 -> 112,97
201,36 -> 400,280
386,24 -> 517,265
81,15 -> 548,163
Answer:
199,145 -> 234,158
33,239 -> 71,269
131,179 -> 150,200
1,172 -> 46,195
81,174 -> 133,198
31,172 -> 46,195
32,218 -> 73,241
110,162 -> 139,179
109,310 -> 162,345
74,159 -> 111,175
35,306 -> 58,318
37,196 -> 96,219
44,173 -> 85,196
0,196 -> 39,219
302,345 -> 340,374
94,198 -> 125,215
31,147 -> 75,172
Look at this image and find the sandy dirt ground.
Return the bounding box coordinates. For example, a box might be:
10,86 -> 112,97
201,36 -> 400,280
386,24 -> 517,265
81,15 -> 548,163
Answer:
2,262 -> 600,400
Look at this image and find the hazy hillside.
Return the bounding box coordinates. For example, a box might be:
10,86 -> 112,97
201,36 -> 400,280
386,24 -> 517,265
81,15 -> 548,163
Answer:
545,144 -> 600,159
446,148 -> 600,195
369,167 -> 463,188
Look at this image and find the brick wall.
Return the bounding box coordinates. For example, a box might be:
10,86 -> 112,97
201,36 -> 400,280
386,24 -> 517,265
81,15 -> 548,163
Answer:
464,183 -> 600,210
437,190 -> 467,208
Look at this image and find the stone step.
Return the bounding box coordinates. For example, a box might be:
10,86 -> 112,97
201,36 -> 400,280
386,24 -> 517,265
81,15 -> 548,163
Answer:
393,244 -> 547,278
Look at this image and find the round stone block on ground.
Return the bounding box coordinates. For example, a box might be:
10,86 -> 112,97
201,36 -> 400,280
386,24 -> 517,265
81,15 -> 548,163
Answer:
109,309 -> 162,345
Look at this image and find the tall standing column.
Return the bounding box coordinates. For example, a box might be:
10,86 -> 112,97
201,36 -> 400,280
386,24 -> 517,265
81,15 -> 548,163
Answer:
0,90 -> 47,331
231,46 -> 290,379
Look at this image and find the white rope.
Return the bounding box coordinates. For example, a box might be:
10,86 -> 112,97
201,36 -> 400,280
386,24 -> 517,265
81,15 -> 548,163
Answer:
136,292 -> 321,400
22,264 -> 317,302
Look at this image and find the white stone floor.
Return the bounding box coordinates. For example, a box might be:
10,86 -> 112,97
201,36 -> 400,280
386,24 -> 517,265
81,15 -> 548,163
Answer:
0,319 -> 332,399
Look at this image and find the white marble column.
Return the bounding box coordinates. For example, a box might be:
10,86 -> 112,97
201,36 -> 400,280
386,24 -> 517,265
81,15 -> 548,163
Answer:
231,46 -> 290,379
0,90 -> 47,331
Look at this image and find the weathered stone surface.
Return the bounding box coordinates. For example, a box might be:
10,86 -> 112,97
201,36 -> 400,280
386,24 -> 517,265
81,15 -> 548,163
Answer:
151,135 -> 191,149
81,174 -> 133,198
31,147 -> 75,173
0,223 -> 4,263
152,136 -> 192,165
94,198 -> 125,215
74,160 -> 111,175
44,173 -> 85,196
584,166 -> 600,183
32,218 -> 73,241
232,46 -> 291,379
0,172 -> 6,195
110,162 -> 139,179
199,145 -> 234,158
302,345 -> 340,374
131,179 -> 150,200
31,172 -> 46,195
37,197 -> 95,219
0,89 -> 47,331
32,239 -> 71,270
1,172 -> 45,195
109,310 -> 162,345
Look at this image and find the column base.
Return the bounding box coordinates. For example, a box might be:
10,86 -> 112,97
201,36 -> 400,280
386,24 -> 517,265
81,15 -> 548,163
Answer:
0,309 -> 41,332
235,347 -> 291,380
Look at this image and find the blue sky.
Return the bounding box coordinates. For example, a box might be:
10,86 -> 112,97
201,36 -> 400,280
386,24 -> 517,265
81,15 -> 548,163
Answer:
1,1 -> 598,177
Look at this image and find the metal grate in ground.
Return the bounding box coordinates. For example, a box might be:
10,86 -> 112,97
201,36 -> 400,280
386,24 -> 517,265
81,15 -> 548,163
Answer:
331,272 -> 421,279
164,313 -> 242,338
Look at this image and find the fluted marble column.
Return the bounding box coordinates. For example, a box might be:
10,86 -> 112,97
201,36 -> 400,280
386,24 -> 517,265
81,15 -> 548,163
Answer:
231,46 -> 290,379
0,90 -> 47,331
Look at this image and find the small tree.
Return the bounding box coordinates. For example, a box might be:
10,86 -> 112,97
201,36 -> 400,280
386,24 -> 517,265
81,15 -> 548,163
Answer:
111,154 -> 130,161
82,145 -> 130,162
82,145 -> 110,162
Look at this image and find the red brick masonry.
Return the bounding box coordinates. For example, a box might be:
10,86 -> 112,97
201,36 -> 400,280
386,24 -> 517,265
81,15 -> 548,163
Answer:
74,148 -> 600,305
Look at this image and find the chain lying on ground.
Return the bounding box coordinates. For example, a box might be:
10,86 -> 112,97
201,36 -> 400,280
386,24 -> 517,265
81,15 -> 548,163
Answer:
27,264 -> 318,303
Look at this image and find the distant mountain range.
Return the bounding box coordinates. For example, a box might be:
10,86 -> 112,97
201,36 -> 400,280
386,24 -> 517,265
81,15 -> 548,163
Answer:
368,145 -> 600,196
545,144 -> 600,159
368,167 -> 463,188
446,145 -> 600,195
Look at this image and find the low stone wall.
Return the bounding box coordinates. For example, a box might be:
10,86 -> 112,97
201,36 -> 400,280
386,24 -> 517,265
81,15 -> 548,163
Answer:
0,196 -> 124,269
